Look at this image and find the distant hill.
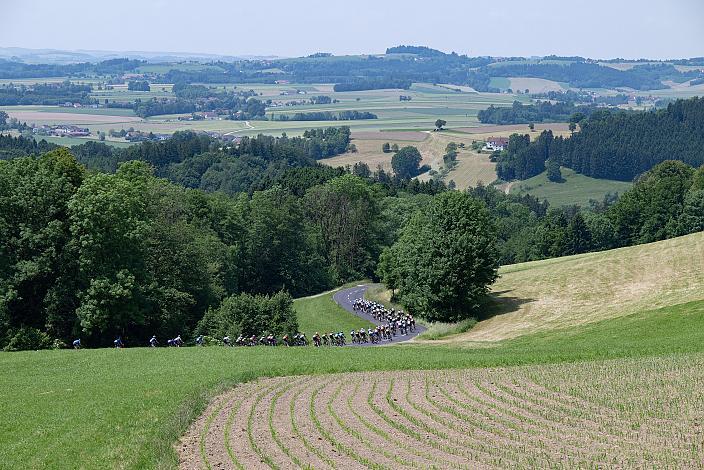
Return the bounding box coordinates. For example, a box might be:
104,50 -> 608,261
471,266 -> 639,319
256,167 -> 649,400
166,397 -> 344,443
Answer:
385,45 -> 449,57
0,46 -> 279,64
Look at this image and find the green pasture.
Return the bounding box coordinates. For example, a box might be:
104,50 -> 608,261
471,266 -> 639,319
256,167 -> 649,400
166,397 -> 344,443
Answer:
294,288 -> 373,334
510,167 -> 633,207
2,289 -> 704,468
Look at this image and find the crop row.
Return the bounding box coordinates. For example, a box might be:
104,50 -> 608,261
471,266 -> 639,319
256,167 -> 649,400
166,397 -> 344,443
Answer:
181,357 -> 704,468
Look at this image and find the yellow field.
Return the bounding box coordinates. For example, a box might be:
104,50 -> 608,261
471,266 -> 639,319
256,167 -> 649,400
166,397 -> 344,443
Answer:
445,150 -> 497,188
445,231 -> 704,343
323,133 -> 432,173
325,124 -> 572,189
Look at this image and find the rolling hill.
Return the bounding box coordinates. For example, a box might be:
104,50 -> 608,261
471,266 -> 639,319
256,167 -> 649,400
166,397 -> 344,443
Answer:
450,231 -> 704,342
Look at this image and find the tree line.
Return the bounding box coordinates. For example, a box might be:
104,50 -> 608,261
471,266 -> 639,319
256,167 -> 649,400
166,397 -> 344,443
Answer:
0,81 -> 93,106
484,62 -> 702,90
0,58 -> 144,79
478,100 -> 597,125
132,84 -> 267,119
471,159 -> 704,264
274,110 -> 377,121
495,97 -> 704,181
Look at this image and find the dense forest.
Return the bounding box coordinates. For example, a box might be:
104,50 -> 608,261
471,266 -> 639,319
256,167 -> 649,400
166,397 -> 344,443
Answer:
0,128 -> 452,350
484,62 -> 702,90
496,97 -> 704,181
0,81 -> 93,105
0,57 -> 144,79
472,159 -> 704,264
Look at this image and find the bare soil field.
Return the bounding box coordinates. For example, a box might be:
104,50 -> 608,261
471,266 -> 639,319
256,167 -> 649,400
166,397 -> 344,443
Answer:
180,353 -> 704,468
5,110 -> 142,124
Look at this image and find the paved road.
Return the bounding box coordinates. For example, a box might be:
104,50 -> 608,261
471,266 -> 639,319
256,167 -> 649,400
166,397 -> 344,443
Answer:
332,284 -> 426,345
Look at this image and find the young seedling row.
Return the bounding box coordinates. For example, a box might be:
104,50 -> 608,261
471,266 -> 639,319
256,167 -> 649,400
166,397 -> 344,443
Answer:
179,354 -> 704,468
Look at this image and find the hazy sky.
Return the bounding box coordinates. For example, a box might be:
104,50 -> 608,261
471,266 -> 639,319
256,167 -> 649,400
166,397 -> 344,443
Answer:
2,0 -> 703,59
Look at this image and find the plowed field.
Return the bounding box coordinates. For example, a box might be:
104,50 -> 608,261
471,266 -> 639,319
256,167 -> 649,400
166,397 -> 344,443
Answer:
180,353 -> 704,469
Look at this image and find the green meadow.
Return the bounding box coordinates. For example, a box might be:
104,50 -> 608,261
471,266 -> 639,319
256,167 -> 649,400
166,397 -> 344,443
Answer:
2,289 -> 704,468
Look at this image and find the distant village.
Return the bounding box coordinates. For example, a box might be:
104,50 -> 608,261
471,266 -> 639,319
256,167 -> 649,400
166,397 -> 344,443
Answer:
33,124 -> 90,137
30,123 -> 241,144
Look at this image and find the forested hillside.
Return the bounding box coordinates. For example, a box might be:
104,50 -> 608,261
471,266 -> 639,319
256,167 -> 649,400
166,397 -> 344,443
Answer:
485,61 -> 701,90
61,127 -> 352,193
1,49 -> 703,96
0,128 -> 455,350
496,97 -> 704,181
0,148 -> 439,349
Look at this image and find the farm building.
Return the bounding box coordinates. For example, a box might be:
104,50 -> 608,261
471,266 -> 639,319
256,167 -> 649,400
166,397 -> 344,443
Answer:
33,125 -> 90,137
485,137 -> 509,151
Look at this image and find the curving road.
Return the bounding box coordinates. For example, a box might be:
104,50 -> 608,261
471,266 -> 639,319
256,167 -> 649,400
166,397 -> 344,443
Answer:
332,284 -> 426,345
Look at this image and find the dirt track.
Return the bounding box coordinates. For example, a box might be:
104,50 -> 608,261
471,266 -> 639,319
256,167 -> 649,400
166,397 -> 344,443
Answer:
178,361 -> 703,469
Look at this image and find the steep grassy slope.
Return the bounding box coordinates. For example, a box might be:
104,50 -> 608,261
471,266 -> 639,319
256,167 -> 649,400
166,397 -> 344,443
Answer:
453,231 -> 704,342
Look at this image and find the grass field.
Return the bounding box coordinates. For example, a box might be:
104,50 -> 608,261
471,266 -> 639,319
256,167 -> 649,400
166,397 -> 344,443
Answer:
510,167 -> 633,207
294,288 -> 374,334
3,291 -> 704,468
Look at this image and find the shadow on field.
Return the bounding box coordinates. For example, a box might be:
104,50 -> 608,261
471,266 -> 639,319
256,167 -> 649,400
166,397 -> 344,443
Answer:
478,290 -> 535,321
